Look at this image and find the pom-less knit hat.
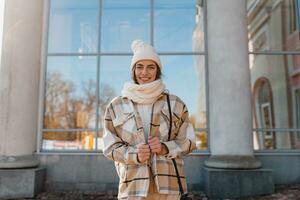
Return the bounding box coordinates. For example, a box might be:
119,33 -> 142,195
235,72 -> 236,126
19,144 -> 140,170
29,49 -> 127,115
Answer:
130,40 -> 162,70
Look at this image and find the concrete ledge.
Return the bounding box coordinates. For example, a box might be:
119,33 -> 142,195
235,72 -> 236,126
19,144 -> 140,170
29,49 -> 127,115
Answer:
204,155 -> 262,169
0,167 -> 46,199
0,155 -> 39,168
203,167 -> 274,199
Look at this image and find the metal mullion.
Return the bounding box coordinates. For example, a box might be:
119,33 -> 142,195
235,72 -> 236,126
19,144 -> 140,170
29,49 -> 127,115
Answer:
203,0 -> 210,153
47,52 -> 206,56
249,51 -> 300,55
99,52 -> 131,56
189,150 -> 210,155
158,52 -> 205,55
42,128 -> 96,132
150,0 -> 154,45
297,0 -> 300,30
254,150 -> 300,155
253,128 -> 300,132
47,53 -> 132,56
38,0 -> 52,153
47,53 -> 99,56
38,150 -> 102,154
95,0 -> 102,151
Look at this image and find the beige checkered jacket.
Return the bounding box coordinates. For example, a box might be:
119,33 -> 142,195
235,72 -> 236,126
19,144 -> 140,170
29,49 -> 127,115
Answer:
103,92 -> 196,199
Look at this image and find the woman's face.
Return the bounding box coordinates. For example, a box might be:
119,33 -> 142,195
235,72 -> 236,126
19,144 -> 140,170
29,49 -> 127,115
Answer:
134,60 -> 158,84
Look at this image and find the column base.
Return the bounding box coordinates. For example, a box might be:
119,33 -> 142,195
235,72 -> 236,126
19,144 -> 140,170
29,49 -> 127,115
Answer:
0,167 -> 46,199
0,155 -> 39,168
203,167 -> 274,199
204,155 -> 262,169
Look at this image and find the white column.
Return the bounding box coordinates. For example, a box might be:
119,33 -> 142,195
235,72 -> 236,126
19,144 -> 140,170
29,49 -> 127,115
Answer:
205,0 -> 261,168
0,0 -> 43,168
0,0 -> 5,67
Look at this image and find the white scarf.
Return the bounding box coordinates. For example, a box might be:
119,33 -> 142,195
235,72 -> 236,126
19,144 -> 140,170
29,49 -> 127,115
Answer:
121,79 -> 166,104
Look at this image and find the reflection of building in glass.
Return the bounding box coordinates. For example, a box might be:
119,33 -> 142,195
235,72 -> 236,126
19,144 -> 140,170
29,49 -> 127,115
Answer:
79,23 -> 97,53
192,0 -> 207,149
248,0 -> 300,149
253,78 -> 276,149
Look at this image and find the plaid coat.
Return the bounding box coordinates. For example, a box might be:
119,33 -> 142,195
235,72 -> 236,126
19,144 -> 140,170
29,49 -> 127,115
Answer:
103,92 -> 196,199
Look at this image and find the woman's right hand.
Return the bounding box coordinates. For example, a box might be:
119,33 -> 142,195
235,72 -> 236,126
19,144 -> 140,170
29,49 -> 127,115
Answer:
137,143 -> 151,163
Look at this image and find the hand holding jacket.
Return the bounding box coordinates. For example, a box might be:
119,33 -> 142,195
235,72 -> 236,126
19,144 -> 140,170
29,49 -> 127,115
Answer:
102,93 -> 196,198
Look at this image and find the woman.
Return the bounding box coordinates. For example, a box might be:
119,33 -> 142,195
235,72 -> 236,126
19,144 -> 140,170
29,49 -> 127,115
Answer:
103,40 -> 196,200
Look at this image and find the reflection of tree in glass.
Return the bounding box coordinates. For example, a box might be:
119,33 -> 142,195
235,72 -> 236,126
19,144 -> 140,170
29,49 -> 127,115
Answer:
44,72 -> 116,132
44,71 -> 98,130
43,71 -> 116,150
44,72 -> 75,129
98,82 -> 116,130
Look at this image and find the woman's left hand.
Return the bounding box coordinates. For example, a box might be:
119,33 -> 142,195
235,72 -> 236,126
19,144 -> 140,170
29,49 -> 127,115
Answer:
148,136 -> 168,155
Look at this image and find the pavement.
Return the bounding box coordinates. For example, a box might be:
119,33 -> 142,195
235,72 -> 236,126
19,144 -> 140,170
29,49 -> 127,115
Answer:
3,184 -> 300,200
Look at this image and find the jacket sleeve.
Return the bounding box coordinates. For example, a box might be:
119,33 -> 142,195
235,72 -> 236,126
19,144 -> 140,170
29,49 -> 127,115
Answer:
102,103 -> 140,165
162,104 -> 196,159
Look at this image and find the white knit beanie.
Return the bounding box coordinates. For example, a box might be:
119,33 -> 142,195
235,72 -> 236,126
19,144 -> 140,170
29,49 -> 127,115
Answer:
130,40 -> 162,70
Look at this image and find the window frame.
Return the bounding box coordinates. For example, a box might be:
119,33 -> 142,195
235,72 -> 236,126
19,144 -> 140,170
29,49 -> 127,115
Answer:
38,0 -> 209,154
249,0 -> 300,153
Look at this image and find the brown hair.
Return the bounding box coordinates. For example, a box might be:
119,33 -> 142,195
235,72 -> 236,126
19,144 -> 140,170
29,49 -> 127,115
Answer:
131,63 -> 162,84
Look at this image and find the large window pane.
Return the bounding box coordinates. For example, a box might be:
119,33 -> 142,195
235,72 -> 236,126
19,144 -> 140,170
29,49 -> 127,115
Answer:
98,56 -> 132,128
101,0 -> 150,52
154,0 -> 204,52
195,130 -> 208,150
42,131 -> 96,150
97,130 -> 105,151
161,55 -> 206,129
250,54 -> 300,149
250,54 -> 300,129
253,130 -> 300,150
247,0 -> 300,52
48,0 -> 99,53
44,56 -> 97,129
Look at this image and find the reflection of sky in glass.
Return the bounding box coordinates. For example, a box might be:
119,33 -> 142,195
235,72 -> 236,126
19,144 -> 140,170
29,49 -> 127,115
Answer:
100,55 -> 200,117
48,0 -> 203,54
100,56 -> 132,94
161,56 -> 199,116
154,0 -> 197,52
47,56 -> 97,98
101,0 -> 150,52
48,0 -> 99,53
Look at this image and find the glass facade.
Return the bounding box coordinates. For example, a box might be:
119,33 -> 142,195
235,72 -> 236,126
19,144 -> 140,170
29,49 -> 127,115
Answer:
43,0 -> 206,151
43,0 -> 300,152
101,0 -> 151,52
48,0 -> 99,53
248,0 -> 300,150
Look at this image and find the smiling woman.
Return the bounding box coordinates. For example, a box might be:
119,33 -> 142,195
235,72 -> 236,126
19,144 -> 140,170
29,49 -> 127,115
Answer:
103,40 -> 196,199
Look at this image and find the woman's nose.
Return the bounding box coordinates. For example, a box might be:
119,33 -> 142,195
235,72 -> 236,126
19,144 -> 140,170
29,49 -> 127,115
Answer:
141,68 -> 148,74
